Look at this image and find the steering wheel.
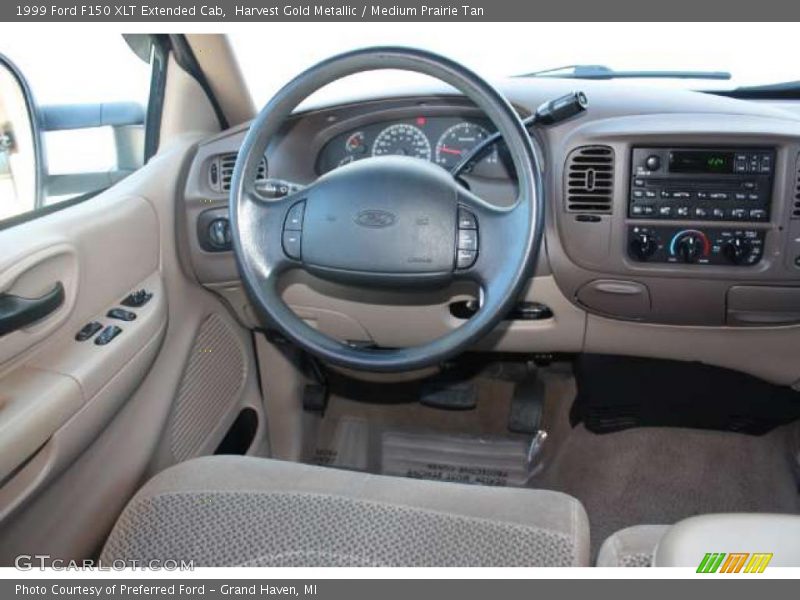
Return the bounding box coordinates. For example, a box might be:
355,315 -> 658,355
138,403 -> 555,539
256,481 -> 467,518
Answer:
230,47 -> 544,372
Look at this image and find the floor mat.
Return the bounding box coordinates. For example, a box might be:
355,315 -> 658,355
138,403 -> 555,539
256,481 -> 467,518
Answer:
304,369 -> 546,486
536,424 -> 800,559
382,430 -> 531,486
308,417 -> 533,486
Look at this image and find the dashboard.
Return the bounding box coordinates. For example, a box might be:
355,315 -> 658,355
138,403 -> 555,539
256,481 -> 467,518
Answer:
315,116 -> 507,179
180,78 -> 800,384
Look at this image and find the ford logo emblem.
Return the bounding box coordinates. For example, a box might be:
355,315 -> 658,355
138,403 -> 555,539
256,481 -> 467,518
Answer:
354,209 -> 397,228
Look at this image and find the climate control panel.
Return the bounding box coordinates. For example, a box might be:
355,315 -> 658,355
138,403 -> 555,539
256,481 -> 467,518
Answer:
628,225 -> 765,266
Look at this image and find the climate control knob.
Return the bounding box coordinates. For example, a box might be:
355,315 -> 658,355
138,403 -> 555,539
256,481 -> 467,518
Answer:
722,237 -> 752,265
629,232 -> 658,261
673,232 -> 707,263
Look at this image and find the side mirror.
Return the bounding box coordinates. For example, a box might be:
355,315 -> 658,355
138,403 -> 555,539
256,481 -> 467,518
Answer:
0,54 -> 42,221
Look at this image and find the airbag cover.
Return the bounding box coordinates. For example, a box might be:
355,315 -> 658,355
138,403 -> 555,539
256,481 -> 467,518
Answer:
302,157 -> 457,275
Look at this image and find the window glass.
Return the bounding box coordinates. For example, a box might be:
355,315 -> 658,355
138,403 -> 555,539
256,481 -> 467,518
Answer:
0,33 -> 152,224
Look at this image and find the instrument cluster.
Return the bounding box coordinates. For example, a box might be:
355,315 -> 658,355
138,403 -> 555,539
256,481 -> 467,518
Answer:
316,116 -> 509,178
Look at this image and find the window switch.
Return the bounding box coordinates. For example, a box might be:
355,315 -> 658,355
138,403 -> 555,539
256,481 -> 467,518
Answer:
94,325 -> 122,346
121,289 -> 152,307
107,307 -> 137,321
75,321 -> 103,342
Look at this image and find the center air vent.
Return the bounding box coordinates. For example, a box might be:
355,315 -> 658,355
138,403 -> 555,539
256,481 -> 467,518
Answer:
565,145 -> 615,214
209,153 -> 267,193
793,153 -> 800,219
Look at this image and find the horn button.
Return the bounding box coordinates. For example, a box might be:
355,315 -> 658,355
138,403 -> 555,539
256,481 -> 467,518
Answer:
290,156 -> 465,284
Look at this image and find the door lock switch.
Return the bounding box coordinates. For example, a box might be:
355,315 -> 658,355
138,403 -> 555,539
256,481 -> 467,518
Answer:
107,308 -> 137,321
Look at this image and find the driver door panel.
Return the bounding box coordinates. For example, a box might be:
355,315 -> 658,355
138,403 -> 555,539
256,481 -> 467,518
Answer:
0,192 -> 166,515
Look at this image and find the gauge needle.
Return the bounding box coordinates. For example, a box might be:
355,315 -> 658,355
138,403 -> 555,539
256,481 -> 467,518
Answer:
439,146 -> 463,155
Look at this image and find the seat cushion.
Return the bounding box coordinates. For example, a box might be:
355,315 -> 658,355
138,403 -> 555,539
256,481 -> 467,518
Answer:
101,456 -> 590,567
596,525 -> 670,567
654,513 -> 800,567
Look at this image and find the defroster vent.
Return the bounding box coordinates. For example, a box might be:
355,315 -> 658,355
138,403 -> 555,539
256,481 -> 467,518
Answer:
565,145 -> 615,214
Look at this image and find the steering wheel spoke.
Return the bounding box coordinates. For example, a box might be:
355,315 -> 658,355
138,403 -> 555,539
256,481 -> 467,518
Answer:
238,184 -> 313,280
453,187 -> 530,291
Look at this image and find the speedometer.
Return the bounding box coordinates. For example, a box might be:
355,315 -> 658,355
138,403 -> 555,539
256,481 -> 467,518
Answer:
435,122 -> 497,170
372,124 -> 431,161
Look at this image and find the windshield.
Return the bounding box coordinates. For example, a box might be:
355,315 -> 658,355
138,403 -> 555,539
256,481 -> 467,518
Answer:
231,23 -> 798,106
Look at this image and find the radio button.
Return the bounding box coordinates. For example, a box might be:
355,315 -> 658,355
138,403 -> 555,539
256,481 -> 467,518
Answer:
749,209 -> 767,220
671,191 -> 691,199
645,190 -> 657,199
632,189 -> 645,199
694,207 -> 709,218
633,179 -> 645,187
709,192 -> 729,200
748,193 -> 759,201
712,208 -> 725,219
730,208 -> 747,220
641,205 -> 655,215
696,192 -> 709,200
734,192 -> 747,201
658,206 -> 672,217
742,181 -> 756,190
676,207 -> 690,217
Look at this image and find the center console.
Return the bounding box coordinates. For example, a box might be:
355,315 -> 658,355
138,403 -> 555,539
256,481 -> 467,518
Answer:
627,146 -> 775,266
553,123 -> 800,327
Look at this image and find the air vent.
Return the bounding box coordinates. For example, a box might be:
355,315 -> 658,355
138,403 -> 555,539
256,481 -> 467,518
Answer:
565,145 -> 615,214
793,153 -> 800,219
208,153 -> 267,193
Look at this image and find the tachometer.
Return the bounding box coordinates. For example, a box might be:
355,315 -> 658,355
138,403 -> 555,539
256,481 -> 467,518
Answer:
372,124 -> 431,161
435,122 -> 497,170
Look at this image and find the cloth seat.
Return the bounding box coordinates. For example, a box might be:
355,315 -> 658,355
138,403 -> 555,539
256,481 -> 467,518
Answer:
596,525 -> 670,567
101,455 -> 590,567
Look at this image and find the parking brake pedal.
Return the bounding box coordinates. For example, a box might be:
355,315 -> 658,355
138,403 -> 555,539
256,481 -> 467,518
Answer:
420,381 -> 477,410
301,353 -> 329,413
508,371 -> 545,434
302,384 -> 328,413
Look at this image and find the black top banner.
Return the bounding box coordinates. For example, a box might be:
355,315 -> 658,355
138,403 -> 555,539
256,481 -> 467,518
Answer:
4,0 -> 800,21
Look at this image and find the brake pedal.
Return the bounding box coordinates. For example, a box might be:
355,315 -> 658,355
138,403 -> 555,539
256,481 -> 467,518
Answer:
508,371 -> 545,434
420,381 -> 477,410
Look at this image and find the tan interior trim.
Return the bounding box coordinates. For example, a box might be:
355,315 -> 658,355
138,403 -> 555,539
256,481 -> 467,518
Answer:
185,34 -> 257,126
158,54 -> 220,153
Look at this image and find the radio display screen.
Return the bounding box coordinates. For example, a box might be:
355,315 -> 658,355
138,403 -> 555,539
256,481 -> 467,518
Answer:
668,150 -> 735,174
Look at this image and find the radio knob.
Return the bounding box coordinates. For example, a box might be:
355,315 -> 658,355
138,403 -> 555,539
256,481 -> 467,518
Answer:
630,232 -> 658,261
675,232 -> 706,263
645,155 -> 661,171
722,237 -> 752,265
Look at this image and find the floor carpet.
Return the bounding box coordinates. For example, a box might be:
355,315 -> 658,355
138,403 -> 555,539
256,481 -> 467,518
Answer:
537,424 -> 800,558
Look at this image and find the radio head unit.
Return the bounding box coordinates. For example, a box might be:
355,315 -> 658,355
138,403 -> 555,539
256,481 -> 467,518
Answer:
629,147 -> 774,222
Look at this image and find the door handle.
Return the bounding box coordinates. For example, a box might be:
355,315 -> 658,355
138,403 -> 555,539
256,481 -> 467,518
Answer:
0,282 -> 65,336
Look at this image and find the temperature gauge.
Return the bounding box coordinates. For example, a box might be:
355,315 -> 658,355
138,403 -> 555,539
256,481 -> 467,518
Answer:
345,131 -> 367,155
435,122 -> 497,170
